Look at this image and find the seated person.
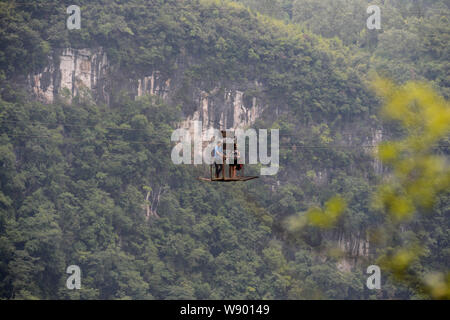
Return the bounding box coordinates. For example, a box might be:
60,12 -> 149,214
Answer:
213,141 -> 224,178
230,143 -> 242,178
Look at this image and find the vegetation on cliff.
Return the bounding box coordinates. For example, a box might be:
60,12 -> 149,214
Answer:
0,0 -> 448,299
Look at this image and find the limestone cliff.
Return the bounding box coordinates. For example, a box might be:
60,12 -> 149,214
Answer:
28,48 -> 109,104
27,47 -> 263,131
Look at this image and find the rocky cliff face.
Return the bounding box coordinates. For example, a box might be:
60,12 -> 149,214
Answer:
27,47 -> 263,131
370,129 -> 384,175
28,48 -> 109,104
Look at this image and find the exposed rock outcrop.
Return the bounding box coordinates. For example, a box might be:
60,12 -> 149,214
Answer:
28,48 -> 109,104
28,48 -> 263,131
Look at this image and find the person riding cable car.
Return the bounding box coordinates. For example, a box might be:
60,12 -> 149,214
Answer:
230,142 -> 242,178
213,140 -> 224,178
198,130 -> 257,182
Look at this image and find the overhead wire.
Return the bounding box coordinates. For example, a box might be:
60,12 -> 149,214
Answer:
1,119 -> 448,150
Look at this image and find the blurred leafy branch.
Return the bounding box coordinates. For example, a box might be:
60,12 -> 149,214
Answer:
372,78 -> 450,222
287,78 -> 450,299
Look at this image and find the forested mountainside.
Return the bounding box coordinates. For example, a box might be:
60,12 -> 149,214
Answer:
238,0 -> 450,97
0,0 -> 448,299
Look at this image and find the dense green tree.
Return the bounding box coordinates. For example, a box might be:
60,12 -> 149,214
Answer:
0,0 -> 447,300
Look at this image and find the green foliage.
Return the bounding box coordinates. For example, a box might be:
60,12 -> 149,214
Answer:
0,0 -> 448,300
371,79 -> 450,299
289,79 -> 449,299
